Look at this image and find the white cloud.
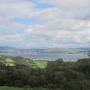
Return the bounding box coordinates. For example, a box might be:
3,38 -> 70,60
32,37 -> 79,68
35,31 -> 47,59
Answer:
0,0 -> 90,48
40,0 -> 90,8
0,0 -> 35,19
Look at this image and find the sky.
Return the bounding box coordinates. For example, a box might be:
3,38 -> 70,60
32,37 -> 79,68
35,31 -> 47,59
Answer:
0,0 -> 90,48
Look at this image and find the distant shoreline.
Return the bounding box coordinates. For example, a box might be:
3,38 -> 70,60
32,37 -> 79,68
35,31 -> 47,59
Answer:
0,52 -> 88,61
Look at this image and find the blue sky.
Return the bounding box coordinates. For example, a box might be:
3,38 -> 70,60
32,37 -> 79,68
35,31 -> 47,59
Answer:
0,0 -> 90,48
11,18 -> 38,25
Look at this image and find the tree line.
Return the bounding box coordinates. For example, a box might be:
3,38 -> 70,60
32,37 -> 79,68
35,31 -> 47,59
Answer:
0,58 -> 90,90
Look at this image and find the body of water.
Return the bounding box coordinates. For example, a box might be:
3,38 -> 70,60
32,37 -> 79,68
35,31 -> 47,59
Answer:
0,53 -> 88,61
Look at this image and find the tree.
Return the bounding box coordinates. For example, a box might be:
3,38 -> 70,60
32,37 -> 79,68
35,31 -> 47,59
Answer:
88,51 -> 90,59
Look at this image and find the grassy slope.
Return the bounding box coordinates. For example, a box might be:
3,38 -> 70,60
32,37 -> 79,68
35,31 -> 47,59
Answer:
0,86 -> 61,90
0,56 -> 47,68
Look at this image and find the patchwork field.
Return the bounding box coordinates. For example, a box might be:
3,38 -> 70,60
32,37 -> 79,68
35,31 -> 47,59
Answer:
0,56 -> 47,68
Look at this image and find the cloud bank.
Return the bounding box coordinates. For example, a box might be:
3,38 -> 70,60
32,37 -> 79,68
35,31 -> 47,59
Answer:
0,0 -> 90,48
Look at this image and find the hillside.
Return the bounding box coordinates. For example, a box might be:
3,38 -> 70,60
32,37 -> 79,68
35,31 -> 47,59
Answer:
0,56 -> 47,68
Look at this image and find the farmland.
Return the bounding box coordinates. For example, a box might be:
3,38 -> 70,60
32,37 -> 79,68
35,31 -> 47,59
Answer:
0,56 -> 47,68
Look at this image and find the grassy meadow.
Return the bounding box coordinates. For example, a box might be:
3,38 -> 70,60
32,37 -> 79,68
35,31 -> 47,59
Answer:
0,86 -> 61,90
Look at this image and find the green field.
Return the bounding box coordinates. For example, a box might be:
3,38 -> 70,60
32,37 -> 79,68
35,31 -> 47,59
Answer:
0,56 -> 47,68
0,87 -> 60,90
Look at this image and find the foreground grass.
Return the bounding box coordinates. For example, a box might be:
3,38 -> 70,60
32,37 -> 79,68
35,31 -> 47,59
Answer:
0,87 -> 61,90
0,86 -> 61,90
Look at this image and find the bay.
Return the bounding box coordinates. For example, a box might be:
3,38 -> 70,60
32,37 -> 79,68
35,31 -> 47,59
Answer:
0,52 -> 88,61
